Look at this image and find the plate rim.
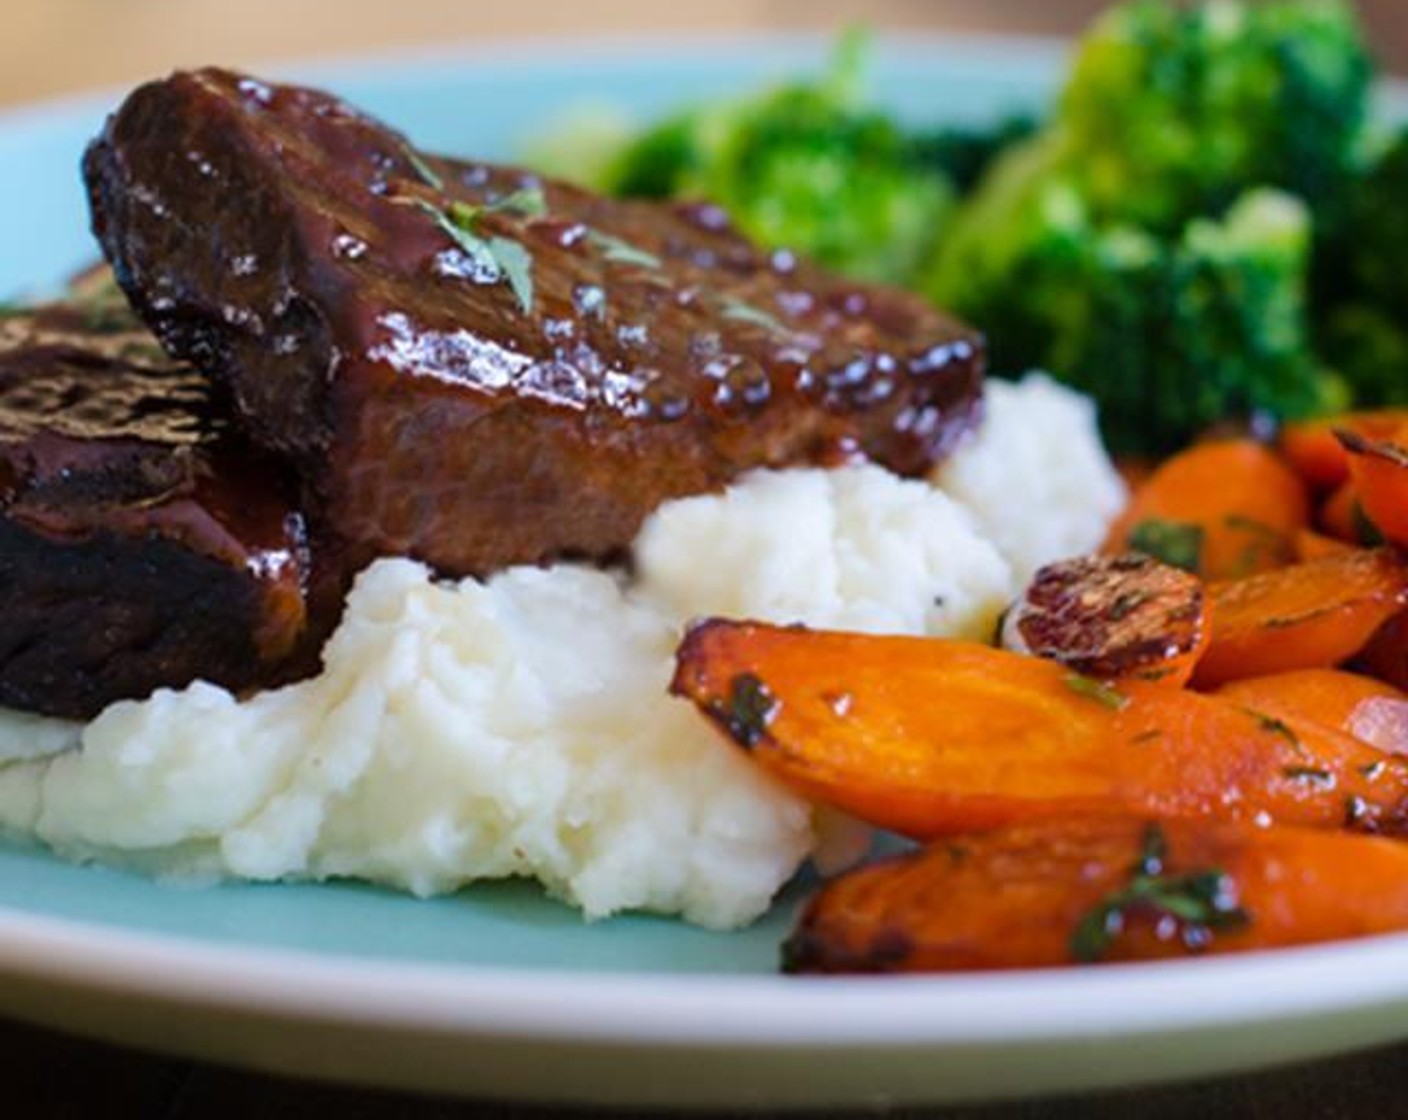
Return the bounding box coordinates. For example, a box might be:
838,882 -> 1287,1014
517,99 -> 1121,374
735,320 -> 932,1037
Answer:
6,900 -> 1408,1047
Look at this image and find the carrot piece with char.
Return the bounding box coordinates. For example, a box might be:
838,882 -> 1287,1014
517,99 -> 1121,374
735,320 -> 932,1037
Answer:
1104,439 -> 1308,579
1357,612 -> 1408,694
1295,527 -> 1355,561
671,620 -> 1408,840
1318,480 -> 1362,543
1215,669 -> 1408,756
1002,553 -> 1208,687
783,817 -> 1408,973
1281,410 -> 1408,494
1193,549 -> 1408,688
1339,426 -> 1408,549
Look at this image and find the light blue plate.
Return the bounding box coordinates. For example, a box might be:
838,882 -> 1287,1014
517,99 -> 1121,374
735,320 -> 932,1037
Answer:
5,34 -> 1408,1110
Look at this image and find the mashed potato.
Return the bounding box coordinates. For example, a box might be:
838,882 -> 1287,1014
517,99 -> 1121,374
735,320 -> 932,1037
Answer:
0,374 -> 1122,928
933,374 -> 1128,584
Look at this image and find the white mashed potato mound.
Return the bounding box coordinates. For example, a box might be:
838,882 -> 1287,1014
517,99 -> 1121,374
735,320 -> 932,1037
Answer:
934,374 -> 1127,584
636,464 -> 1013,640
0,375 -> 1123,929
4,564 -> 816,928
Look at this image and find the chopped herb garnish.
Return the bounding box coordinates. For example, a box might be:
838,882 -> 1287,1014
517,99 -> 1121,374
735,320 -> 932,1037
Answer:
1282,766 -> 1335,788
1337,428 -> 1408,469
586,229 -> 662,269
1352,501 -> 1386,547
404,147 -> 444,191
721,296 -> 788,334
710,673 -> 780,749
487,236 -> 535,317
1345,795 -> 1371,827
416,198 -> 536,314
1063,673 -> 1129,711
1244,708 -> 1305,756
1069,823 -> 1249,964
1360,760 -> 1388,781
1223,515 -> 1294,575
1128,518 -> 1204,574
1107,590 -> 1150,622
1223,515 -> 1280,537
492,186 -> 548,218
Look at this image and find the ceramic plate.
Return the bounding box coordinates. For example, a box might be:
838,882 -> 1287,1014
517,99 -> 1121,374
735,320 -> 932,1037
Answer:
3,33 -> 1408,1110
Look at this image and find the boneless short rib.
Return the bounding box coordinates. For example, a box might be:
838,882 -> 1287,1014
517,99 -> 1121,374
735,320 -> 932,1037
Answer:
85,68 -> 984,577
0,305 -> 308,718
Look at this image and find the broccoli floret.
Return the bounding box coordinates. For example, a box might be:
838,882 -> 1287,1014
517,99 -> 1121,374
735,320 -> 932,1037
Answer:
1309,127 -> 1408,406
1338,131 -> 1408,319
1321,306 -> 1408,408
1062,0 -> 1370,232
907,115 -> 1040,196
926,0 -> 1370,454
1068,192 -> 1340,454
600,36 -> 952,285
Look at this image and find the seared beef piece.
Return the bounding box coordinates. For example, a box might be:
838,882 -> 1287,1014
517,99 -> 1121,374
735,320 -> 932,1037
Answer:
0,305 -> 309,718
86,68 -> 984,576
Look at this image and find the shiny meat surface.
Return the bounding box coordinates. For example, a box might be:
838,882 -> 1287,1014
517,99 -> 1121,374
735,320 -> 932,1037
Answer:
85,68 -> 984,575
0,305 -> 308,718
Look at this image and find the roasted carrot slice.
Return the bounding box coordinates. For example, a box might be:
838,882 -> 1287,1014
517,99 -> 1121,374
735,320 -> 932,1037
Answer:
1001,553 -> 1207,687
671,620 -> 1408,839
1340,427 -> 1408,549
1318,480 -> 1361,542
1281,410 -> 1408,494
1104,439 -> 1308,579
1294,527 -> 1355,561
1193,549 -> 1408,688
783,817 -> 1408,973
1215,670 -> 1408,757
1357,612 -> 1408,693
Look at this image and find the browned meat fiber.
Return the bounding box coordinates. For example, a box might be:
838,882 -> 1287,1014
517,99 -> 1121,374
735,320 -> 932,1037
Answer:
0,304 -> 308,719
85,68 -> 984,576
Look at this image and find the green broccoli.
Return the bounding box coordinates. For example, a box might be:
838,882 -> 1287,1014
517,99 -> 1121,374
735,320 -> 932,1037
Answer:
1061,0 -> 1370,232
600,36 -> 953,285
906,114 -> 1040,197
1309,125 -> 1408,407
1068,191 -> 1343,454
1321,306 -> 1408,408
926,0 -> 1371,454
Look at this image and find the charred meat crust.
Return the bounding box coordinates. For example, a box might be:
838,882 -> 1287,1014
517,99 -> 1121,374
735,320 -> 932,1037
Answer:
85,68 -> 985,576
0,306 -> 309,718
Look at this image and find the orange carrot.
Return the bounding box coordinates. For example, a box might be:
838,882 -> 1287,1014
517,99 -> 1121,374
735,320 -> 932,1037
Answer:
1340,426 -> 1408,549
783,817 -> 1408,972
1294,528 -> 1355,561
1104,439 -> 1308,579
1194,549 -> 1408,688
1281,410 -> 1408,494
671,620 -> 1408,840
1357,613 -> 1408,694
1319,480 -> 1361,542
1002,553 -> 1208,687
1215,669 -> 1408,757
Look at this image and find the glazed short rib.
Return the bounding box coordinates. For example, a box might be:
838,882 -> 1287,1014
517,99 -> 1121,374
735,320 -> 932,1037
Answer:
0,305 -> 308,718
85,68 -> 984,576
